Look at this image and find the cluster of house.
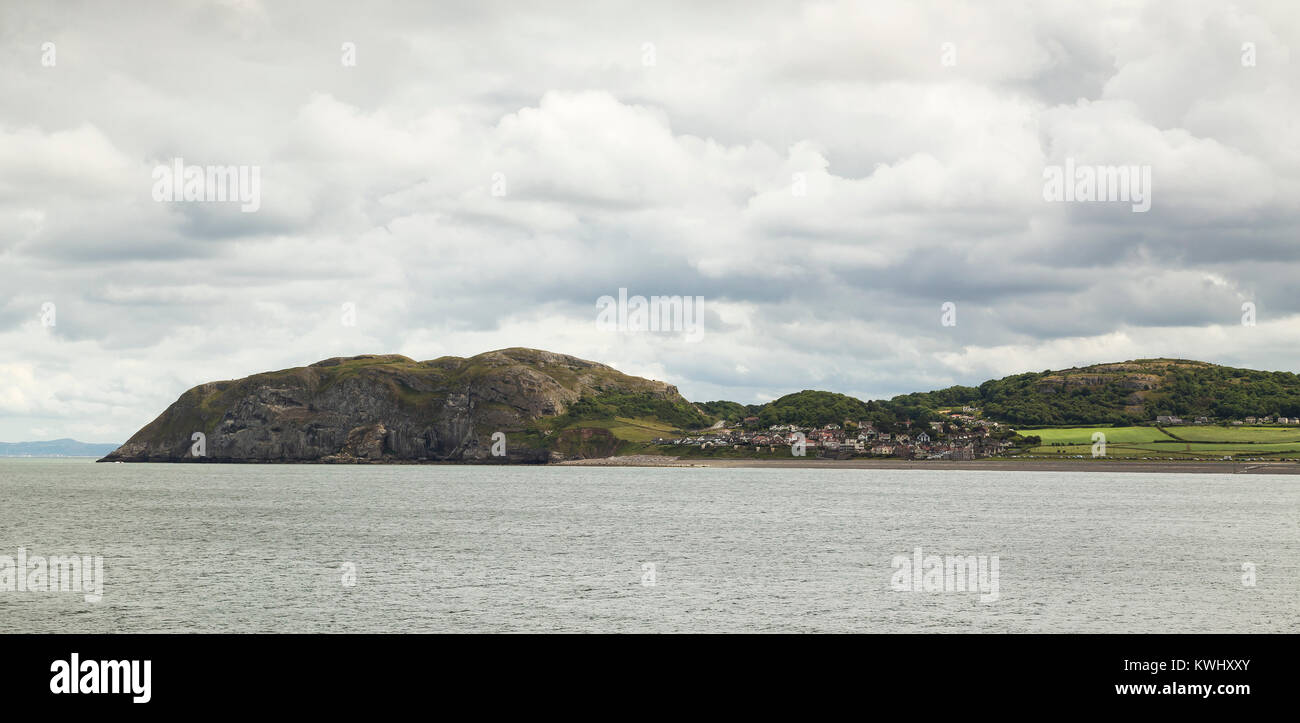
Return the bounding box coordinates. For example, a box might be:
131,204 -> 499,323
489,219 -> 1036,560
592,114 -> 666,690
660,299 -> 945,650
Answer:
1156,415 -> 1297,425
658,411 -> 1016,460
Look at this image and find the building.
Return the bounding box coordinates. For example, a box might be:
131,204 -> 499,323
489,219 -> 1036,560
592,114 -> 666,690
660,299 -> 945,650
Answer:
948,446 -> 975,461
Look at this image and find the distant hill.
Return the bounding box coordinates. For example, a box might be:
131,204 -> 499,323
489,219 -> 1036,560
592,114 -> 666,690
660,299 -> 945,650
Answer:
0,439 -> 121,457
697,390 -> 941,429
102,348 -> 707,463
696,359 -> 1300,429
893,358 -> 1300,426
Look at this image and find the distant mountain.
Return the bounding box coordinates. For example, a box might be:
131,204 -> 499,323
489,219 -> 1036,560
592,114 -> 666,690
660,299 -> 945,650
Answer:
0,439 -> 122,457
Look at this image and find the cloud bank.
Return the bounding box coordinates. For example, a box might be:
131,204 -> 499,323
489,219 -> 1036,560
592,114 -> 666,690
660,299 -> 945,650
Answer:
1,0 -> 1297,441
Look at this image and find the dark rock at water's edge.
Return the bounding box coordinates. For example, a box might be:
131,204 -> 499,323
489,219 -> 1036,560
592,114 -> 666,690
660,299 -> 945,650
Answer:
99,348 -> 691,464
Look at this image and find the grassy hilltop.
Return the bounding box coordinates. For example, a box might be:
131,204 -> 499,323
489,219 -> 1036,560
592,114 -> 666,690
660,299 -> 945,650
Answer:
895,359 -> 1300,426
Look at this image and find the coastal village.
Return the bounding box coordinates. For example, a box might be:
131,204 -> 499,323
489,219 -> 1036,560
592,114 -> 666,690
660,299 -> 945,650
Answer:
656,408 -> 1300,461
657,408 -> 1017,460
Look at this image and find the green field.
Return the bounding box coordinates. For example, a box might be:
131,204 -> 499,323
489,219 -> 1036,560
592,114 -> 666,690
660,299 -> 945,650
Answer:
1027,426 -> 1175,444
1159,426 -> 1300,443
1019,424 -> 1300,459
560,416 -> 681,442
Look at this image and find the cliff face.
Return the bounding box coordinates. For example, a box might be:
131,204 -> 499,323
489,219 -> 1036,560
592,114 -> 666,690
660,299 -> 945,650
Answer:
101,348 -> 686,463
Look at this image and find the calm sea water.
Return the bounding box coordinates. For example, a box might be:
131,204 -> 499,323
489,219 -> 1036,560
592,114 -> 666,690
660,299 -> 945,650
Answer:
0,458 -> 1296,633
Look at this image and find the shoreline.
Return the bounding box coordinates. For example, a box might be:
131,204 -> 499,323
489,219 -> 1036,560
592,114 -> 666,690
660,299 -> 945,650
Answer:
556,455 -> 1300,474
55,455 -> 1300,474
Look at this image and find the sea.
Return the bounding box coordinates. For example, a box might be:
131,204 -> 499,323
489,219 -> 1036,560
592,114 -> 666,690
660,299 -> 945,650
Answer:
1,458 -> 1295,633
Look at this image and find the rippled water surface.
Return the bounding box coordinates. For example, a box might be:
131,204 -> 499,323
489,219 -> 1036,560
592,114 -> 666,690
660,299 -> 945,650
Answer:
1,458 -> 1296,632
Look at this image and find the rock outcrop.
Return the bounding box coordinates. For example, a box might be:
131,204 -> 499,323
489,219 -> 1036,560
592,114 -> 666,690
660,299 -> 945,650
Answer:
101,348 -> 688,463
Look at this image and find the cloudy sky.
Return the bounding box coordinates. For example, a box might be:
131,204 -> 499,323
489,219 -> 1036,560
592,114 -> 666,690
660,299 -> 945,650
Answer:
1,0 -> 1297,442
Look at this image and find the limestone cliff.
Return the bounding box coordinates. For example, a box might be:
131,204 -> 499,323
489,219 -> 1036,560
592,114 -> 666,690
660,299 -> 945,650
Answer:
100,348 -> 694,463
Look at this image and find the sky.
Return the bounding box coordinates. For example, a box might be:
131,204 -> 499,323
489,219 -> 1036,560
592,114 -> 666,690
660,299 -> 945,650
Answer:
1,0 -> 1297,442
